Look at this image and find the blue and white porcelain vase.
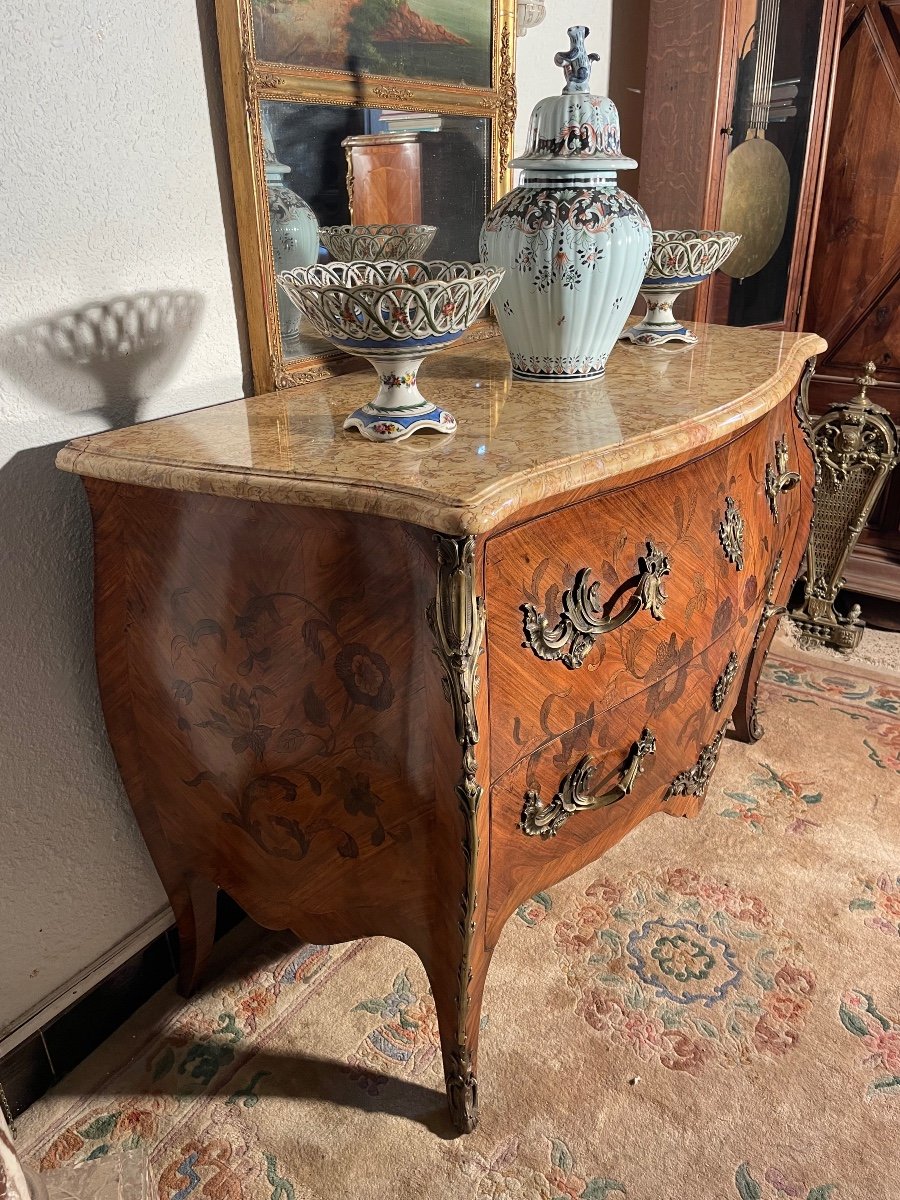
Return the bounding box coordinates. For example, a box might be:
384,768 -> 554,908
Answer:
480,25 -> 651,381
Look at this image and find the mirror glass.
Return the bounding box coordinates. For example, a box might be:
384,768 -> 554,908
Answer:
262,99 -> 490,361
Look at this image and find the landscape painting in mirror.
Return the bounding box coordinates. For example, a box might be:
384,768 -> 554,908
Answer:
263,100 -> 490,361
252,0 -> 492,88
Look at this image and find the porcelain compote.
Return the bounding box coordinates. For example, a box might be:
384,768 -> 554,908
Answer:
620,229 -> 741,346
319,223 -> 437,262
278,260 -> 503,443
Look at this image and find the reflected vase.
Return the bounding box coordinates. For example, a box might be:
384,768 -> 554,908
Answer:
265,148 -> 319,347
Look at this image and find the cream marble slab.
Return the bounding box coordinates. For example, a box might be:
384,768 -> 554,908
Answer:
57,324 -> 826,534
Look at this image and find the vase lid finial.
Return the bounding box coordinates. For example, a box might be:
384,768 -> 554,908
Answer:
554,25 -> 600,94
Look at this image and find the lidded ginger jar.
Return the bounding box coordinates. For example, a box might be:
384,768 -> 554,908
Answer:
480,25 -> 651,381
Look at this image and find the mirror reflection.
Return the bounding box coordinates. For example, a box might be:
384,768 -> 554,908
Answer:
262,100 -> 490,360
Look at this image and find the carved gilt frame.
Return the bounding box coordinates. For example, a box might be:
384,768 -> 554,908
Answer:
215,0 -> 517,393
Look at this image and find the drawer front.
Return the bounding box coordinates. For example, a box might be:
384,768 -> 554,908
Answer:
487,628 -> 757,929
485,403 -> 801,778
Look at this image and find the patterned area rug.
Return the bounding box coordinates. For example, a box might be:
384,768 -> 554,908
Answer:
17,646 -> 900,1200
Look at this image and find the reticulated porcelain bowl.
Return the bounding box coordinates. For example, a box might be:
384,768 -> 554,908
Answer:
278,259 -> 503,442
644,229 -> 742,285
319,223 -> 438,262
620,228 -> 741,347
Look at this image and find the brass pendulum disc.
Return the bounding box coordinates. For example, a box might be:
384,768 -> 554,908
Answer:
718,136 -> 790,280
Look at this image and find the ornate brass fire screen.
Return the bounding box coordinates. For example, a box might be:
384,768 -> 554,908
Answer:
790,363 -> 899,650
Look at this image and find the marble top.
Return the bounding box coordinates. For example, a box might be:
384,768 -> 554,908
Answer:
57,324 -> 826,535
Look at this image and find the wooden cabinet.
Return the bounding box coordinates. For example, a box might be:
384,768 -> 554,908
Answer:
636,0 -> 899,608
344,132 -> 423,225
638,0 -> 842,331
803,0 -> 900,605
56,326 -> 823,1135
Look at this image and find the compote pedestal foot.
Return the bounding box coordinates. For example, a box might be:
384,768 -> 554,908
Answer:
278,260 -> 503,443
620,229 -> 741,347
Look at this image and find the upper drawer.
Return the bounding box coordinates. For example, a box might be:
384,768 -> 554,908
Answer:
484,402 -> 802,778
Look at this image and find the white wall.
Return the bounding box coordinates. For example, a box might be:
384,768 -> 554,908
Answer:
514,2 -> 612,158
0,1 -> 614,1043
0,1 -> 246,1038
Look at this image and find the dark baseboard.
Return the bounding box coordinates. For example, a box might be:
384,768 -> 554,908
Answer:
0,892 -> 248,1121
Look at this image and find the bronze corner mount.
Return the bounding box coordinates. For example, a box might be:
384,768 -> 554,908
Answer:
718,497 -> 745,571
664,725 -> 728,802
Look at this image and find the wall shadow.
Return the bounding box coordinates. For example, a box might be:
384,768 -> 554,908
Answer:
194,0 -> 252,396
0,290 -> 212,977
0,291 -> 204,430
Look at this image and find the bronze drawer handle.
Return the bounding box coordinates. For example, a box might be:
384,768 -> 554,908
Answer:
522,541 -> 670,670
765,434 -> 801,522
521,727 -> 657,839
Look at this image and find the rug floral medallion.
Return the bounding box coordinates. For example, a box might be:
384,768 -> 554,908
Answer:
16,646 -> 900,1199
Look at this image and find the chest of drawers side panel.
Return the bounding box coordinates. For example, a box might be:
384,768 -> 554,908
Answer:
86,482 -> 489,946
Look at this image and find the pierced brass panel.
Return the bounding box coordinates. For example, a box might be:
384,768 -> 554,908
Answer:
790,362 -> 899,651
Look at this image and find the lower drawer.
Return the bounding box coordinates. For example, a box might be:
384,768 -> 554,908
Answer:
486,626 -> 756,930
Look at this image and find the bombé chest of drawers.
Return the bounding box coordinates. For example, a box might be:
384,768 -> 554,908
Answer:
58,324 -> 825,1134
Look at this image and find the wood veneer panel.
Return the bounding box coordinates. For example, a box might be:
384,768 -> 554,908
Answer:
485,407 -> 801,777
486,619 -> 760,936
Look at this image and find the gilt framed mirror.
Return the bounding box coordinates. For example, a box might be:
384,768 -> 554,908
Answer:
215,0 -> 517,392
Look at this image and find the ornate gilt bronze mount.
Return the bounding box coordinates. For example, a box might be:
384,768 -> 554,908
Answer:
765,434 -> 800,522
522,541 -> 670,670
426,534 -> 486,1135
712,652 -> 740,713
521,728 -> 656,839
789,363 -> 899,651
718,497 -> 745,571
663,725 -> 728,802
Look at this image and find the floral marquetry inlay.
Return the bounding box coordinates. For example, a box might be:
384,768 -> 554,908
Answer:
169,588 -> 405,863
